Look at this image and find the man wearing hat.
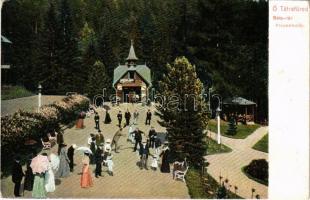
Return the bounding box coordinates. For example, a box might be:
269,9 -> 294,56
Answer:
148,127 -> 157,148
139,139 -> 150,170
117,111 -> 122,128
96,129 -> 105,146
67,144 -> 77,172
94,112 -> 100,130
12,155 -> 24,197
94,146 -> 103,178
133,128 -> 143,152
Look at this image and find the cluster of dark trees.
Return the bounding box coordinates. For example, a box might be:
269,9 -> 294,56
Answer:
2,0 -> 268,120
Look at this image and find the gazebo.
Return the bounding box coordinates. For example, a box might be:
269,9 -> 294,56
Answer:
223,97 -> 257,124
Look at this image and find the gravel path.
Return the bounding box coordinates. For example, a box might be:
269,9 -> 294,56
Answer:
1,95 -> 65,116
204,126 -> 268,199
1,103 -> 190,198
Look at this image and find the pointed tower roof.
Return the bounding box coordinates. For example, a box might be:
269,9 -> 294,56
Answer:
126,40 -> 138,62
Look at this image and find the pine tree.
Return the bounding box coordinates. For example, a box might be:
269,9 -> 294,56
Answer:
86,61 -> 110,99
35,1 -> 63,94
58,0 -> 82,94
226,116 -> 237,136
156,57 -> 208,167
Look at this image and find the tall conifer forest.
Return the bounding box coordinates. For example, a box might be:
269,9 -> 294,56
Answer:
2,0 -> 268,120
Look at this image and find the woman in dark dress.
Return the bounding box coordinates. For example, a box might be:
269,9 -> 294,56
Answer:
160,142 -> 170,173
104,110 -> 112,124
90,138 -> 96,164
24,158 -> 34,191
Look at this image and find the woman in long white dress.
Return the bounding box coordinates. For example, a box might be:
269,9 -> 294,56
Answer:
45,153 -> 59,193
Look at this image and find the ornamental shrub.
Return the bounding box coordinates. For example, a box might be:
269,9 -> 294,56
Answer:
244,159 -> 268,185
226,116 -> 237,136
1,95 -> 90,175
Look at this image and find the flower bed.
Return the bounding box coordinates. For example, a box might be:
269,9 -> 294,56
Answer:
1,94 -> 89,172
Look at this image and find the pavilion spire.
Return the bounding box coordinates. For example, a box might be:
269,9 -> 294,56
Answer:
126,40 -> 138,64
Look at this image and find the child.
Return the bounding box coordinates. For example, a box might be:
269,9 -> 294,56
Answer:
105,153 -> 114,176
151,154 -> 159,171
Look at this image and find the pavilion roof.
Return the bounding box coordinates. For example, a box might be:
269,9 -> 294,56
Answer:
1,35 -> 12,44
223,97 -> 256,106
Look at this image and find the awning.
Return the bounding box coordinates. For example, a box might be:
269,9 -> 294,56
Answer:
223,97 -> 256,106
1,35 -> 12,44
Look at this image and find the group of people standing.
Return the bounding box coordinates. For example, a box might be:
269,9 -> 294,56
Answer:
11,107 -> 173,198
12,143 -> 77,198
127,125 -> 171,173
116,109 -> 152,128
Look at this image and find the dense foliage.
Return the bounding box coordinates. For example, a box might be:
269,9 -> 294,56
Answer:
1,95 -> 89,168
156,57 -> 208,167
243,159 -> 268,185
2,0 -> 268,120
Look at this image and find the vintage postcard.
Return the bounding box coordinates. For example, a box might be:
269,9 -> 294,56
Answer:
0,0 -> 308,199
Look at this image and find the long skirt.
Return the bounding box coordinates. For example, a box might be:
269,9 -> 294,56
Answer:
24,170 -> 34,191
45,169 -> 55,193
32,174 -> 46,198
160,160 -> 170,173
80,166 -> 93,188
76,119 -> 84,128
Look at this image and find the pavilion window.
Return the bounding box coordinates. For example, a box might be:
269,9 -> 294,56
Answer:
129,71 -> 134,79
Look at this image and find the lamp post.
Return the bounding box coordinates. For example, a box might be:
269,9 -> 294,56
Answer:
212,94 -> 222,144
216,107 -> 221,144
208,87 -> 213,111
38,84 -> 42,111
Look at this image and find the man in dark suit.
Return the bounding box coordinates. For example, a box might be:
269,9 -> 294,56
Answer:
133,128 -> 143,152
117,111 -> 122,127
94,112 -> 100,129
139,140 -> 150,170
124,109 -> 131,127
94,146 -> 103,178
67,144 -> 77,172
12,156 -> 24,197
148,127 -> 157,148
145,109 -> 152,125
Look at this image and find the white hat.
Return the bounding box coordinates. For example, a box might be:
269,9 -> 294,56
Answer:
106,139 -> 111,143
72,144 -> 77,149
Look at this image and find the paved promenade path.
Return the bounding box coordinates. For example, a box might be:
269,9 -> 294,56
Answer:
1,103 -> 190,198
1,95 -> 65,116
204,126 -> 268,199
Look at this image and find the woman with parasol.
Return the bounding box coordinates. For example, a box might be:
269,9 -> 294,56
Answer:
31,153 -> 49,198
80,152 -> 93,188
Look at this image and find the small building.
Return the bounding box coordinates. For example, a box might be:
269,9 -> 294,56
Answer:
113,40 -> 152,103
223,96 -> 257,124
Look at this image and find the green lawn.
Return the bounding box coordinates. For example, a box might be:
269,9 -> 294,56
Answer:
252,133 -> 268,153
185,167 -> 242,199
207,137 -> 232,155
1,85 -> 34,100
208,119 -> 260,139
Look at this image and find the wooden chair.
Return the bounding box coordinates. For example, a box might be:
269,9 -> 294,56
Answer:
174,166 -> 189,182
41,138 -> 51,150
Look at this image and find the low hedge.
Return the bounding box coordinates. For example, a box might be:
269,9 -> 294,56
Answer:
243,159 -> 268,186
1,94 -> 89,172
